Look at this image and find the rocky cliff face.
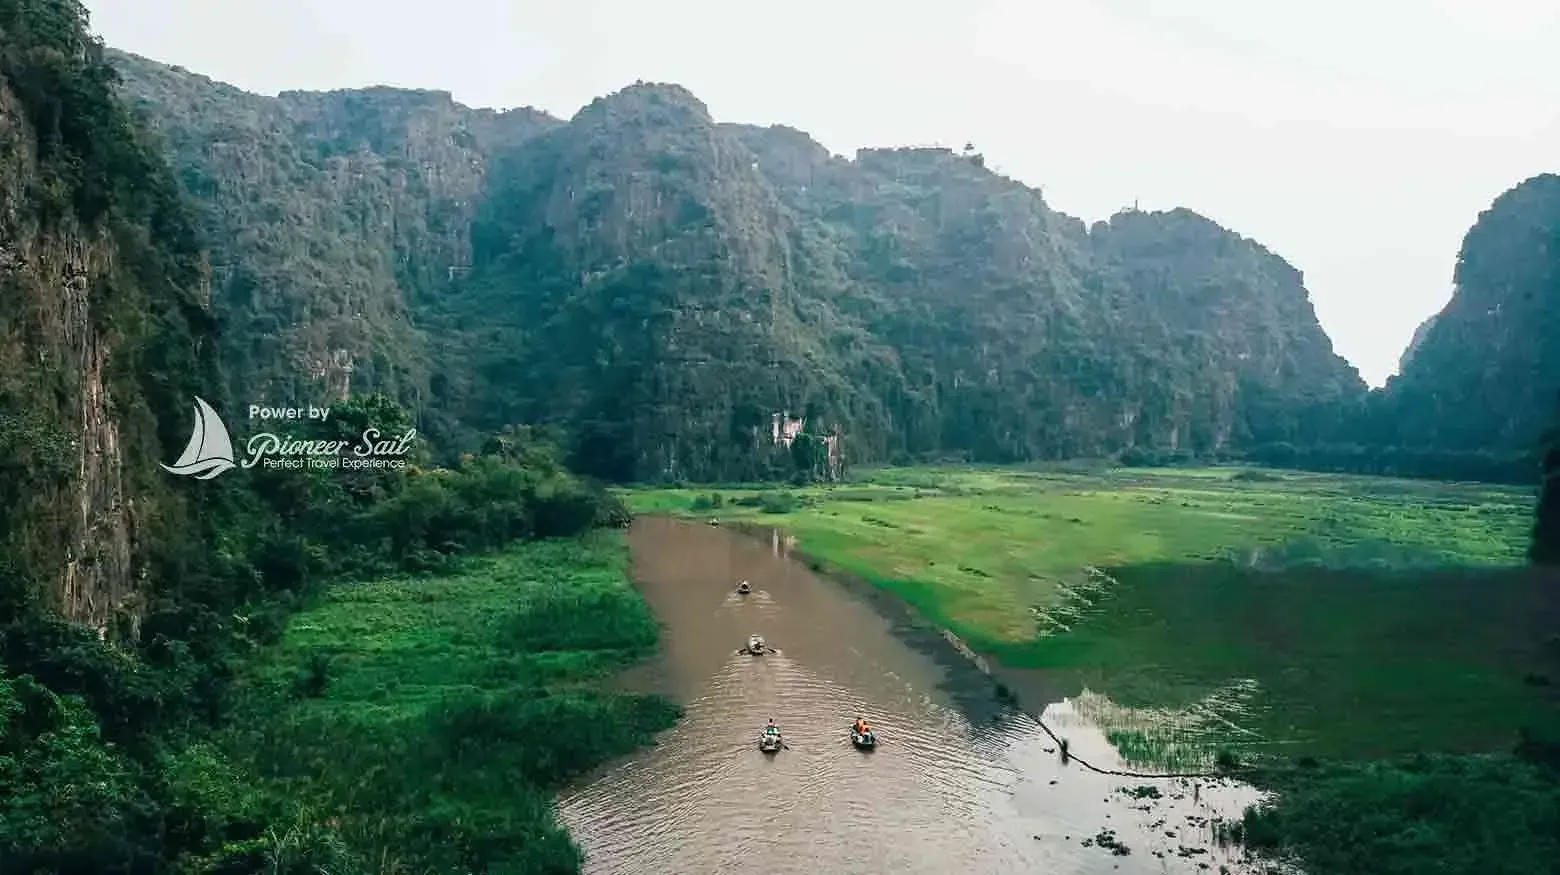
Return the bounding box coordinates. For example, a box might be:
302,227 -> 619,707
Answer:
736,127 -> 1364,459
1368,174 -> 1560,453
109,56 -> 1368,480
0,16 -> 220,630
111,50 -> 554,410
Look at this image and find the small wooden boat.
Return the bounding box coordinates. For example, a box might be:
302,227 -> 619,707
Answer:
743,634 -> 766,655
851,729 -> 876,750
760,729 -> 783,753
736,580 -> 751,594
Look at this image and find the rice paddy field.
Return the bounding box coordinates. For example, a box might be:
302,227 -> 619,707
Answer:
626,465 -> 1559,762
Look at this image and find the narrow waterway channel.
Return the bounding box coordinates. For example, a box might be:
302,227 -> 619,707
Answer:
556,517 -> 1270,873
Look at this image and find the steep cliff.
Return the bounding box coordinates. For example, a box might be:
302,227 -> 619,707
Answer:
1369,174 -> 1560,454
437,84 -> 901,479
1086,208 -> 1364,449
110,56 -> 1368,481
110,49 -> 555,411
0,1 -> 221,630
736,126 -> 1365,458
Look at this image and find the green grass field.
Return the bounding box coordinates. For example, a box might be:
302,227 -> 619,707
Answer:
626,465 -> 1556,761
626,466 -> 1534,648
219,534 -> 680,873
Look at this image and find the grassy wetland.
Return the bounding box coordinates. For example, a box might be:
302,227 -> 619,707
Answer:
628,464 -> 1560,873
215,534 -> 680,874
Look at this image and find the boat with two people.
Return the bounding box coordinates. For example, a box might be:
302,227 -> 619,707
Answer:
851,716 -> 877,750
760,718 -> 784,753
740,634 -> 770,655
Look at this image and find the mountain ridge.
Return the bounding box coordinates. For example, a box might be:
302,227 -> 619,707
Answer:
108,50 -> 1373,480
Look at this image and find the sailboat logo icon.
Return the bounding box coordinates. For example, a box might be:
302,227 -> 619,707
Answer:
161,396 -> 238,479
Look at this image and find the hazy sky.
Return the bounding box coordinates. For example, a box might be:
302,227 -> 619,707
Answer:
86,0 -> 1559,386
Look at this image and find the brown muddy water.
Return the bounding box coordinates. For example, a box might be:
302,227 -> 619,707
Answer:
556,518 -> 1272,874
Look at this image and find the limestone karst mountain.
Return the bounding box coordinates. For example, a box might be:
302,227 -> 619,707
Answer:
109,51 -> 1375,481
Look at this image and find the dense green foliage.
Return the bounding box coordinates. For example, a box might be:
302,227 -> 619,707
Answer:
1,394 -> 635,872
104,55 -> 1560,488
107,52 -> 557,409
1236,755 -> 1560,875
0,0 -> 222,613
1126,174 -> 1560,485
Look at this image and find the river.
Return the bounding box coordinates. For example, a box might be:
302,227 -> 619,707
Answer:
556,517 -> 1271,873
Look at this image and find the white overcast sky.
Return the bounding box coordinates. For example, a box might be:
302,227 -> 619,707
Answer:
85,0 -> 1560,386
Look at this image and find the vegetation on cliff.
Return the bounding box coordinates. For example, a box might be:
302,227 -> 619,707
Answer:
0,0 -> 221,625
108,58 -> 1370,482
108,50 -> 558,411
1157,175 -> 1560,487
6,5 -> 1557,873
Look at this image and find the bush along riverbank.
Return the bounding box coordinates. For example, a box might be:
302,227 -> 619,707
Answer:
626,465 -> 1560,874
1,400 -> 672,873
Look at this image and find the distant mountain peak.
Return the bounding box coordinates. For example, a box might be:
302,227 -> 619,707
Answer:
578,81 -> 712,125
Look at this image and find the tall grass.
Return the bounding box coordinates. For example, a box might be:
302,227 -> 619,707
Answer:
221,534 -> 680,873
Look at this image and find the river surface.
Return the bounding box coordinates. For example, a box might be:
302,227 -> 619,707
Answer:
557,518 -> 1271,874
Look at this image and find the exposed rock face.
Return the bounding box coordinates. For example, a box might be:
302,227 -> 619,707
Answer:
1,36 -> 220,630
111,52 -> 556,409
110,56 -> 1368,481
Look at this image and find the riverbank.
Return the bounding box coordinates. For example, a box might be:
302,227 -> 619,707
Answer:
627,465 -> 1549,758
627,465 -> 1560,872
724,521 -> 1021,728
217,533 -> 679,873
